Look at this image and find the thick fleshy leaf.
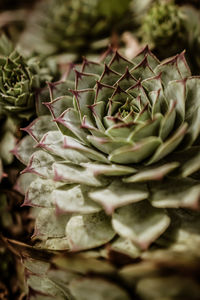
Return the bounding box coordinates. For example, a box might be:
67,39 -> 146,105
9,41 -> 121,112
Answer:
81,162 -> 136,176
24,178 -> 62,207
164,79 -> 186,123
66,211 -> 115,251
72,89 -> 95,119
99,64 -> 121,86
24,258 -> 50,275
112,201 -> 170,249
34,208 -> 70,239
155,52 -> 191,86
159,99 -> 176,141
89,180 -> 148,214
22,150 -> 58,178
69,278 -> 131,300
75,70 -> 99,90
45,95 -> 74,119
14,135 -> 37,165
63,136 -> 109,163
87,135 -> 130,155
108,51 -> 134,74
172,146 -> 200,177
95,81 -> 114,103
150,178 -> 200,209
116,68 -> 137,90
185,106 -> 200,147
37,131 -> 90,163
52,185 -> 101,214
14,173 -> 38,195
27,275 -> 68,299
124,162 -> 179,183
130,56 -> 155,80
53,252 -> 115,275
147,123 -> 188,165
55,108 -> 90,143
128,114 -> 162,142
142,73 -> 163,93
109,137 -> 161,164
165,209 -> 200,251
132,46 -> 160,69
53,163 -> 107,187
22,115 -> 57,142
110,237 -> 141,259
38,237 -> 69,251
0,130 -> 15,165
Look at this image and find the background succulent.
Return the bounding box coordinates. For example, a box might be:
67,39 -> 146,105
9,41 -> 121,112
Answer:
0,34 -> 53,121
140,0 -> 200,73
14,47 -> 200,298
19,0 -> 143,62
0,33 -> 55,298
140,1 -> 186,57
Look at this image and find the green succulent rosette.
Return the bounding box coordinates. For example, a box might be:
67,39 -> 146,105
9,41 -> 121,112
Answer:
14,47 -> 200,299
0,34 -> 53,120
15,46 -> 200,258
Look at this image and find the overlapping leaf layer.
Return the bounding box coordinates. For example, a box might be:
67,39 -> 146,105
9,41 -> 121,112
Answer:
15,46 -> 200,261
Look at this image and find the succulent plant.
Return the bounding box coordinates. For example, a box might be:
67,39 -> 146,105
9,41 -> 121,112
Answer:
14,47 -> 200,298
19,0 -> 136,60
0,34 -> 53,120
140,0 -> 200,73
140,1 -> 187,57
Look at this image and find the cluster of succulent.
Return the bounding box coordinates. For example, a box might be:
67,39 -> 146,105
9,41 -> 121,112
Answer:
13,46 -> 200,298
1,0 -> 200,299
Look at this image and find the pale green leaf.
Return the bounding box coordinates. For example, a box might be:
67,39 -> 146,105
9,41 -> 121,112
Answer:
150,178 -> 200,209
89,180 -> 148,214
69,278 -> 131,300
109,137 -> 161,164
35,208 -> 70,240
52,185 -> 101,214
112,201 -> 170,249
53,163 -> 106,187
66,212 -> 115,251
124,162 -> 179,183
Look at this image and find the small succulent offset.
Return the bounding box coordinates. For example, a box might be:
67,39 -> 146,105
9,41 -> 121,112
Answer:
0,35 -> 52,120
15,46 -> 200,297
140,0 -> 200,73
140,1 -> 187,58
